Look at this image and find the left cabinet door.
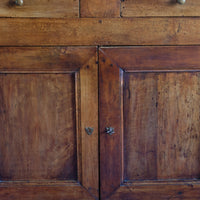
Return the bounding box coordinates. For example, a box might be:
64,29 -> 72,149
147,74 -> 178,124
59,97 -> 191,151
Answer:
0,47 -> 98,200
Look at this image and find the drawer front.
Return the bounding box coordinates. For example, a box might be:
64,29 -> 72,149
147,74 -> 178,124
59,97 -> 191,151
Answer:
121,0 -> 200,17
0,0 -> 79,18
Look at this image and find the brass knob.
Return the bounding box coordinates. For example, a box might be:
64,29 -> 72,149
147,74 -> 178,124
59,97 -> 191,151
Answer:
15,0 -> 23,6
177,0 -> 186,4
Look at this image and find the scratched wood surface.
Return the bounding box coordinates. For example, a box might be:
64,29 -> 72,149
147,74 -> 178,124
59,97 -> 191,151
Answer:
124,73 -> 157,181
157,72 -> 200,179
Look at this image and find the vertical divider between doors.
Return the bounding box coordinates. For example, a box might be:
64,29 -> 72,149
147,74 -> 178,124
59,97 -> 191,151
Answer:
75,47 -> 99,199
99,49 -> 123,199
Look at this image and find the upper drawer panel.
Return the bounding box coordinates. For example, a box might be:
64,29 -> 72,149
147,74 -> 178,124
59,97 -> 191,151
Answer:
121,0 -> 200,17
0,0 -> 79,18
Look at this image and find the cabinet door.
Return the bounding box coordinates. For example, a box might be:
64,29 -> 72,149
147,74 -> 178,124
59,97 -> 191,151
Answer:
100,46 -> 200,200
0,0 -> 79,18
0,47 -> 98,200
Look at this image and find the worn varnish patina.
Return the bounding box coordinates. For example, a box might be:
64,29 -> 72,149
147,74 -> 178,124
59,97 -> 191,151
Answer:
99,46 -> 200,199
0,47 -> 98,199
1,18 -> 200,46
124,72 -> 200,180
0,73 -> 77,180
0,0 -> 200,199
0,0 -> 79,18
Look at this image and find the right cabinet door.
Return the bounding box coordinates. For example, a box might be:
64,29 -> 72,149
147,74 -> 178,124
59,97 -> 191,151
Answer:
99,46 -> 200,200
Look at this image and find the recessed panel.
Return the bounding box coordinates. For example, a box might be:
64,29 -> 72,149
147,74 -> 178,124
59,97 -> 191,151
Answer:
0,74 -> 77,181
124,72 -> 200,181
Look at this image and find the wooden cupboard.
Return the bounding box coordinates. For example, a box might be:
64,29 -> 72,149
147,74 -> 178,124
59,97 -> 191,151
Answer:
0,0 -> 200,199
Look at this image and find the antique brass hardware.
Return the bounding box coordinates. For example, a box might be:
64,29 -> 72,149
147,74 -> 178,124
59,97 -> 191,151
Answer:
177,0 -> 186,5
15,0 -> 23,6
105,127 -> 115,135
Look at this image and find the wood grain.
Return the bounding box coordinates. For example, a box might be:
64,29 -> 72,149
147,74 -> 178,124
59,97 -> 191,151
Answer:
124,73 -> 157,180
121,0 -> 200,17
0,0 -> 79,18
99,50 -> 123,199
80,0 -> 120,17
0,182 -> 94,200
1,18 -> 200,46
124,72 -> 200,181
109,181 -> 200,200
0,47 -> 95,72
100,47 -> 200,199
102,46 -> 200,72
157,72 -> 200,179
79,48 -> 99,198
101,46 -> 200,72
0,74 -> 77,180
0,47 -> 98,199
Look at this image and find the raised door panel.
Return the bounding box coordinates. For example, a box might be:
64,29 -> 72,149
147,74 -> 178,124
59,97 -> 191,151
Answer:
124,72 -> 200,181
99,46 -> 200,200
0,73 -> 77,181
0,47 -> 98,200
